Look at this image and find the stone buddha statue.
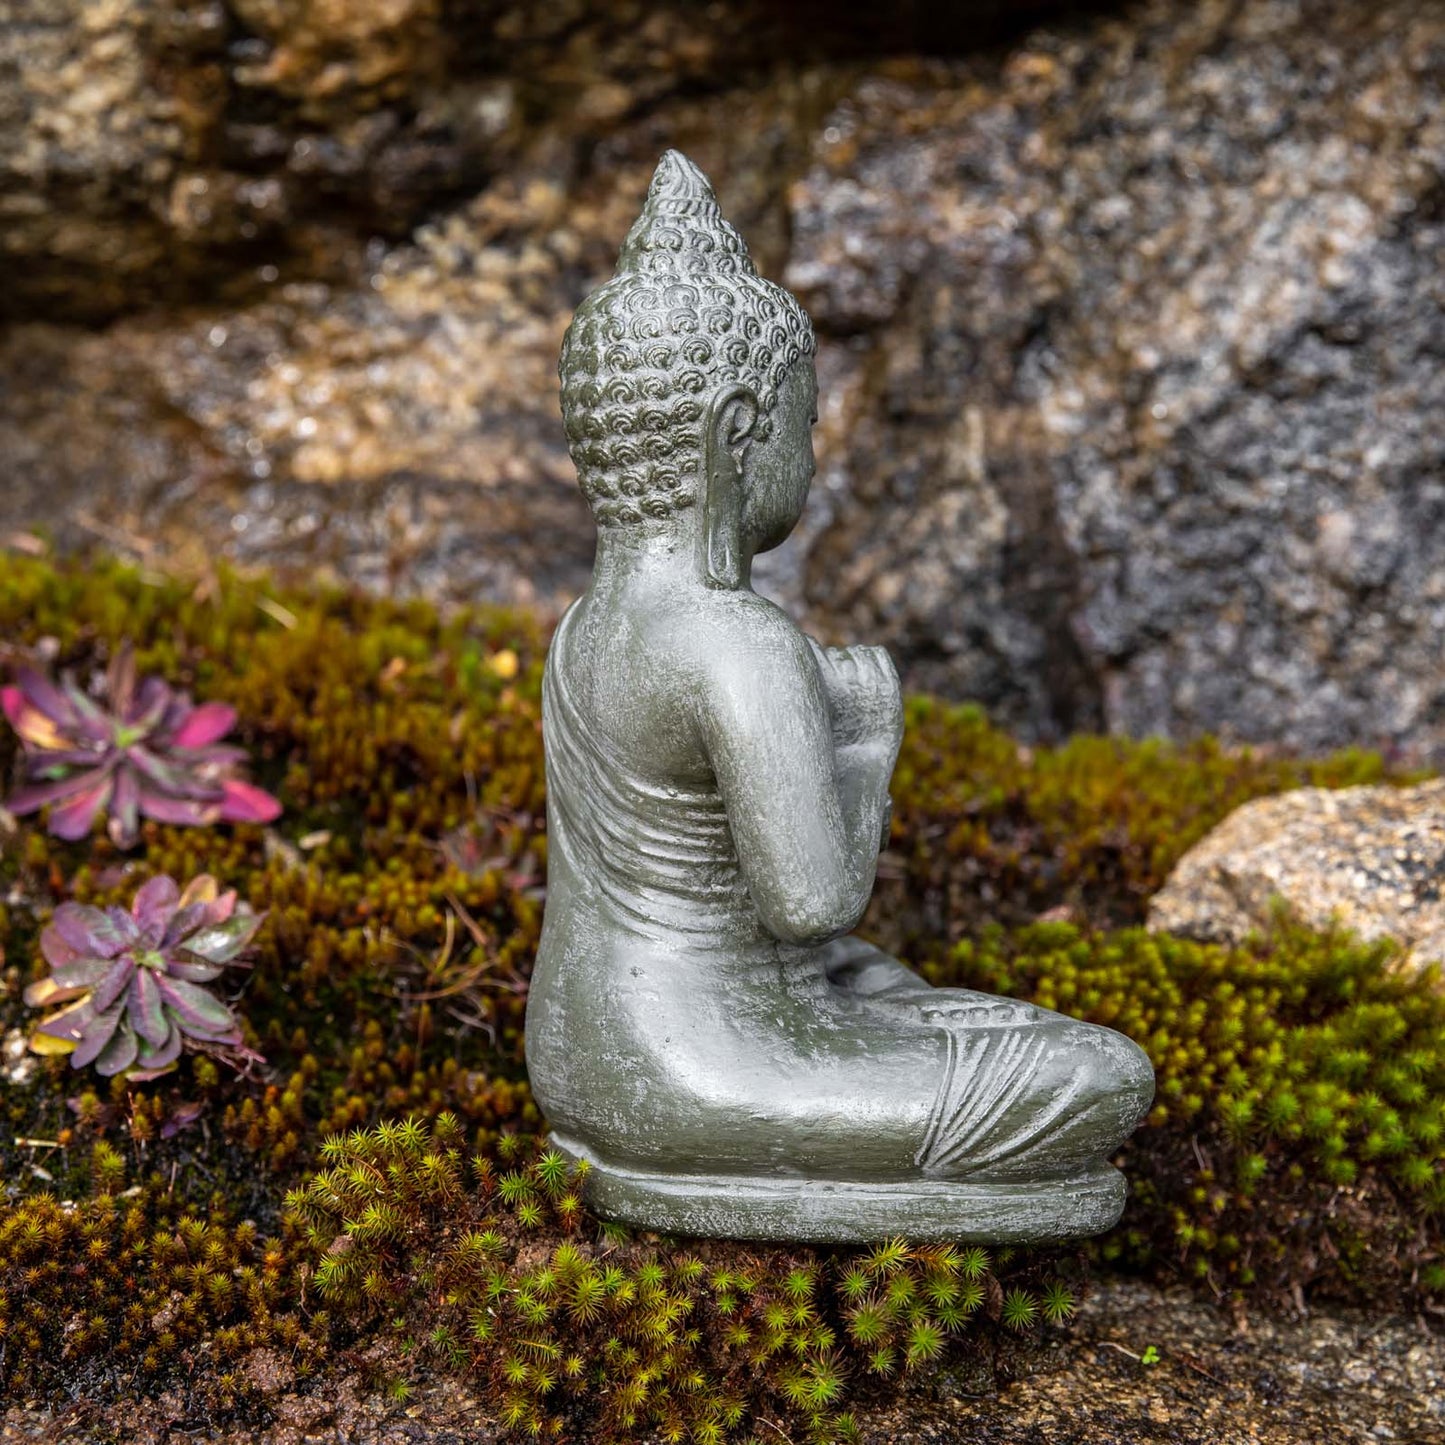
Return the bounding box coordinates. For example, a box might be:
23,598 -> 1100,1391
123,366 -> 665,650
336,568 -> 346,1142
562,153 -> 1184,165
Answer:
525,151 -> 1153,1242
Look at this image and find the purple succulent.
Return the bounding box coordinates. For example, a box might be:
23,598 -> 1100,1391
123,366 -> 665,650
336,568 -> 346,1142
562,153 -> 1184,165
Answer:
26,874 -> 263,1078
1,643 -> 280,848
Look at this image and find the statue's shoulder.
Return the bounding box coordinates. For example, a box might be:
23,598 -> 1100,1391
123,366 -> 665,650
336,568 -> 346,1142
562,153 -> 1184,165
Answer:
679,589 -> 812,683
554,587 -> 810,708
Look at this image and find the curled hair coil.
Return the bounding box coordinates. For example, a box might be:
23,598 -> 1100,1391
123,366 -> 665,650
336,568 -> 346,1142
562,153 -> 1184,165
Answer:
723,338 -> 750,367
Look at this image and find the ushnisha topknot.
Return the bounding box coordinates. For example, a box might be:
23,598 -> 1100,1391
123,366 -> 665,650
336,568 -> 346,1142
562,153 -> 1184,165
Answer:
559,150 -> 816,528
615,148 -> 756,278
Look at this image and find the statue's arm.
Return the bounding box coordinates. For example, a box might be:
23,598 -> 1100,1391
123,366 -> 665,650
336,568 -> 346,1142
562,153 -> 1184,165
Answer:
697,614 -> 899,947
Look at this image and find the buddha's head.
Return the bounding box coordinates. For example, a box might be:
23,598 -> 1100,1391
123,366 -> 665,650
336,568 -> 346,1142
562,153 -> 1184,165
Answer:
559,150 -> 818,588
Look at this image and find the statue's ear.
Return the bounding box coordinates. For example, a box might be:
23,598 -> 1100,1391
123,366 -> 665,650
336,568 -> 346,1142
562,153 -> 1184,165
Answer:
701,384 -> 759,590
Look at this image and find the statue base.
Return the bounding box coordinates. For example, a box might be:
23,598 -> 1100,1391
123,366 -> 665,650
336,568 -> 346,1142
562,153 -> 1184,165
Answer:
551,1134 -> 1127,1243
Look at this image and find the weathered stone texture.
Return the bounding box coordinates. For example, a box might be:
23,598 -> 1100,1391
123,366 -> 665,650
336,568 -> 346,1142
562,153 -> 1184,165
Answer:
0,74 -> 838,608
0,0 -> 834,320
2,0 -> 1443,758
1148,779 -> 1445,972
779,0 -> 1445,752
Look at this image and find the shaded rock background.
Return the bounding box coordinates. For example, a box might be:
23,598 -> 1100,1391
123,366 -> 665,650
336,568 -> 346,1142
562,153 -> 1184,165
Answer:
2,0 -> 1443,759
1148,778 -> 1445,971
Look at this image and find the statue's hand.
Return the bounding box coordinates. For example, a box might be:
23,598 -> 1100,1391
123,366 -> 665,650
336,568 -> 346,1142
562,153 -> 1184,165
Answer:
806,637 -> 903,753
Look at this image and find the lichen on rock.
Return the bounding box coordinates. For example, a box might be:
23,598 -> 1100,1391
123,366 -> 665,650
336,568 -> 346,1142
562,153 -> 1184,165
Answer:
1149,779 -> 1445,973
782,0 -> 1445,754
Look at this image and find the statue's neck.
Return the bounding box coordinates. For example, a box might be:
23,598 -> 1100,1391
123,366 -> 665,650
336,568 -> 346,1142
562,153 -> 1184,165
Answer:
592,519 -> 754,592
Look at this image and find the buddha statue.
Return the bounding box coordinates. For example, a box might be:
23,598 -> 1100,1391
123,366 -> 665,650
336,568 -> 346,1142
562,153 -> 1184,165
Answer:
525,151 -> 1153,1242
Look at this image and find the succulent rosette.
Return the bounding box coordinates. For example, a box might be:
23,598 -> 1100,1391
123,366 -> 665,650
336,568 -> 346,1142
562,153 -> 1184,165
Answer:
1,644 -> 281,848
26,874 -> 263,1078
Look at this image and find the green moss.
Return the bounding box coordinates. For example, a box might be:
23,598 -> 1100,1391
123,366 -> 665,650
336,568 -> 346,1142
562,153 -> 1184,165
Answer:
882,697 -> 1410,941
0,550 -> 1437,1438
0,1179 -> 319,1400
285,1116 -> 1078,1443
930,922 -> 1445,1299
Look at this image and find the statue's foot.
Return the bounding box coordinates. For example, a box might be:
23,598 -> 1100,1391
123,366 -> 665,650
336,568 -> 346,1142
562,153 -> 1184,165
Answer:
551,1132 -> 1127,1244
823,935 -> 1041,1026
821,934 -> 1155,1185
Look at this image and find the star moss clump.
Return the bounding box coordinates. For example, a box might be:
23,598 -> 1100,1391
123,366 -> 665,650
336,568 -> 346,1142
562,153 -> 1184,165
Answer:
0,1147 -> 321,1403
285,1115 -> 1083,1445
0,551 -> 1437,1439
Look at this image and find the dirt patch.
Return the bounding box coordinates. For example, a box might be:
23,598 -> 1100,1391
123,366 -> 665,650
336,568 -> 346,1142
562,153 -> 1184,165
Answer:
6,1279 -> 1441,1444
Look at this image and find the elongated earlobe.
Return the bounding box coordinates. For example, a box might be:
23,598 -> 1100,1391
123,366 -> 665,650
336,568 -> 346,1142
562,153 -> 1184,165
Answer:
705,461 -> 742,589
702,386 -> 758,590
